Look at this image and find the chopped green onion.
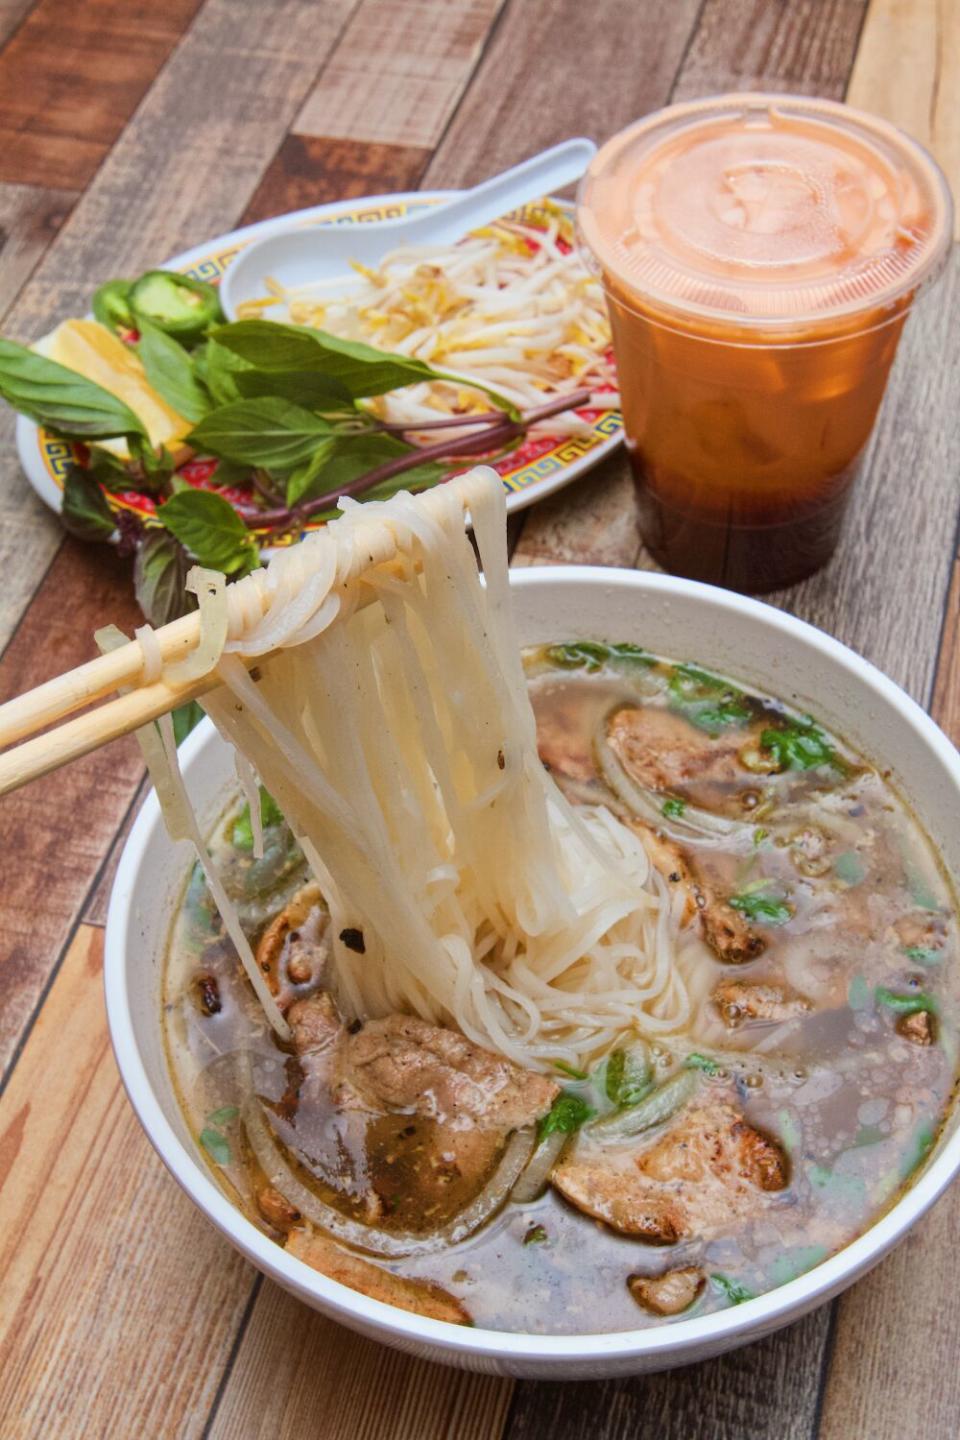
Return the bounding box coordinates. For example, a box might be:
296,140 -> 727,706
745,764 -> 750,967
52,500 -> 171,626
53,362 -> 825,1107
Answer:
200,1128 -> 232,1166
661,796 -> 686,819
728,889 -> 793,926
684,1052 -> 720,1075
604,1044 -> 653,1107
875,986 -> 936,1017
553,1060 -> 588,1081
903,945 -> 942,967
710,1273 -> 754,1306
523,1224 -> 548,1246
538,1091 -> 595,1141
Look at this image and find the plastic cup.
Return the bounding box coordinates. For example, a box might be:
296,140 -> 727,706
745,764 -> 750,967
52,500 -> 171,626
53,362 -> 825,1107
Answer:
577,94 -> 953,592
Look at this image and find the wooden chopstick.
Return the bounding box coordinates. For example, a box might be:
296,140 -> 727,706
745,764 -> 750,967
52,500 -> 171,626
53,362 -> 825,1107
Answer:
0,472 -> 487,798
0,610 -> 203,748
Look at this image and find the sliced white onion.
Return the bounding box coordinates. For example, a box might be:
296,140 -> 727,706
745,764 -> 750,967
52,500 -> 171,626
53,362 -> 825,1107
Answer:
596,727 -> 748,843
245,1100 -> 534,1256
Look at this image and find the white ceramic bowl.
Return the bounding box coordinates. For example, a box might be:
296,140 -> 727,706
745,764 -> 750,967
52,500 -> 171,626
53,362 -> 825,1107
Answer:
105,567 -> 960,1379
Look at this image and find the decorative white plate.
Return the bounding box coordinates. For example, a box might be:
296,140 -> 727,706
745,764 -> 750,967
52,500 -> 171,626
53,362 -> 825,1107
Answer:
16,192 -> 623,534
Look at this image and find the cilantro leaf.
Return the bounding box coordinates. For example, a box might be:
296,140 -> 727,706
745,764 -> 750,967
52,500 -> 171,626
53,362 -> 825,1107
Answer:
760,716 -> 834,771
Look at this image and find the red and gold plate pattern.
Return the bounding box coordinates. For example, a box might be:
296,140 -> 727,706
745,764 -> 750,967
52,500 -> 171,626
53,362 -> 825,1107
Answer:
17,194 -> 622,543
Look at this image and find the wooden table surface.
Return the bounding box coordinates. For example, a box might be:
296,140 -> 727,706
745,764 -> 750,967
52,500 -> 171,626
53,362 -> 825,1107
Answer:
1,0 -> 960,1435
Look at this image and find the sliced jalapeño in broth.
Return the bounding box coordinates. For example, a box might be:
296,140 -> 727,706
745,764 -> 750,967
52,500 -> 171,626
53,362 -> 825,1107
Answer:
162,645 -> 959,1334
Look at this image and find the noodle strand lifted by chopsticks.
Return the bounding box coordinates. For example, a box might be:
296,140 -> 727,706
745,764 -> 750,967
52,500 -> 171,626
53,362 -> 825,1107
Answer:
140,467 -> 688,1068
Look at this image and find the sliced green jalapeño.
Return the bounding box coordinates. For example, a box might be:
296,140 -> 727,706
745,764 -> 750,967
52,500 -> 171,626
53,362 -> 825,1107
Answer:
92,279 -> 136,334
129,270 -> 223,346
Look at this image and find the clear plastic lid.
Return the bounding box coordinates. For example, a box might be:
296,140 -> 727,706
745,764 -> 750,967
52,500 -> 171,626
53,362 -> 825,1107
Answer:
578,93 -> 954,328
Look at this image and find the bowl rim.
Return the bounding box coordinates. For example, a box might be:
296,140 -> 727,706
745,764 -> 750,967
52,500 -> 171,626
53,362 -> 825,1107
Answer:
105,564 -> 960,1365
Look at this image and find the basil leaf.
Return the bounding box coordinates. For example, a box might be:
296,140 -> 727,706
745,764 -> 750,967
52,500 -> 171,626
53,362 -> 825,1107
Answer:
172,700 -> 205,745
0,335 -> 146,438
210,320 -> 443,399
134,528 -> 193,624
60,465 -> 116,542
136,319 -> 211,422
233,366 -> 352,408
157,489 -> 260,575
187,396 -> 334,469
197,337 -> 256,406
283,437 -> 338,506
128,432 -> 176,494
285,432 -> 445,509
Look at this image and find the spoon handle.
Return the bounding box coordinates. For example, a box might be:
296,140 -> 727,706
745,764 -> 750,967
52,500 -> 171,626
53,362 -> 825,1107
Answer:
407,137 -> 597,246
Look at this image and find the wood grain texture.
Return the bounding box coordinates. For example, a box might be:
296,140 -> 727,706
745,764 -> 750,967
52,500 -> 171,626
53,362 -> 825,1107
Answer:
422,0 -> 704,187
930,556 -> 960,748
512,453 -> 645,571
0,538 -> 144,1077
673,0 -> 870,100
207,1279 -> 512,1440
0,0 -> 359,686
0,183 -> 73,319
848,0 -> 960,238
818,1191 -> 960,1440
0,0 -> 204,190
295,0 -> 506,149
242,136 -> 430,225
0,926 -> 256,1440
505,1313 -> 829,1440
0,0 -> 34,49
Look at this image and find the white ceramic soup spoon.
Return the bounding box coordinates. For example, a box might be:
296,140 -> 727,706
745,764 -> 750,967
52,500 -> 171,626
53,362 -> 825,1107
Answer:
218,137 -> 597,321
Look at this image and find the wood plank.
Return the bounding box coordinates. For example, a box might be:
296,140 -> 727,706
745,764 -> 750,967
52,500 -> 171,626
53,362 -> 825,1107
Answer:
0,183 -> 73,317
818,284 -> 960,1438
423,0 -> 703,187
0,538 -> 144,1078
930,556 -> 960,748
0,925 -> 257,1440
769,248 -> 960,707
242,136 -> 430,226
0,0 -> 359,705
207,1278 -> 512,1440
294,0 -> 506,150
848,0 -> 960,238
0,0 -> 205,190
0,0 -> 35,49
83,775 -> 149,927
673,0 -> 869,100
511,452 -> 645,571
503,1312 -> 828,1440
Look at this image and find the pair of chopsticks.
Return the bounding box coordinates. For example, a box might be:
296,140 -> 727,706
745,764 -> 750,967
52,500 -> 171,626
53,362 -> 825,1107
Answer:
0,608 -> 224,796
0,471 -> 487,798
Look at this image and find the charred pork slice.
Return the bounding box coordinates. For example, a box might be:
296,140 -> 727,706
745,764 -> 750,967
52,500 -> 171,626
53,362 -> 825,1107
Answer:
554,1100 -> 788,1243
626,820 -> 764,963
606,705 -> 746,793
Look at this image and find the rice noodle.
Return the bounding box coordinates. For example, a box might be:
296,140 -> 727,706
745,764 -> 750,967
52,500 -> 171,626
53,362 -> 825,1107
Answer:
134,623 -> 162,684
148,467 -> 689,1068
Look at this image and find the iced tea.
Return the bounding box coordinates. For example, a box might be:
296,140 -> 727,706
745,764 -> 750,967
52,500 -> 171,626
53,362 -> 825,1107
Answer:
578,95 -> 953,591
